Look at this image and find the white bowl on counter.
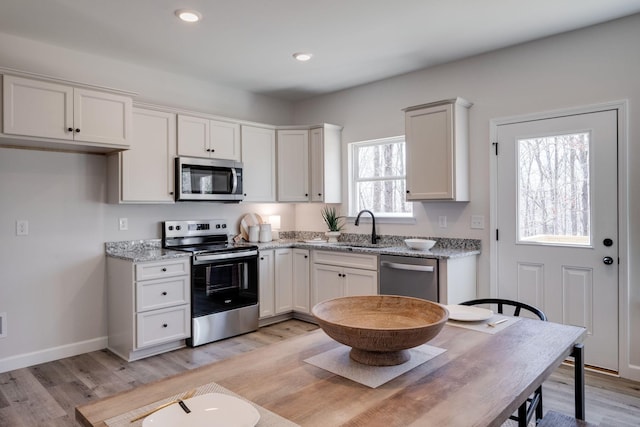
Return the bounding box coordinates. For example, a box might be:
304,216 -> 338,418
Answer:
404,239 -> 436,251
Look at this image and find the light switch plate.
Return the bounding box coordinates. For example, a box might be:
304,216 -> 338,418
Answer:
438,216 -> 447,228
119,218 -> 128,231
471,215 -> 485,229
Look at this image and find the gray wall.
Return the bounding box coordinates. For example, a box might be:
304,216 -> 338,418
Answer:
293,14 -> 640,380
0,32 -> 296,370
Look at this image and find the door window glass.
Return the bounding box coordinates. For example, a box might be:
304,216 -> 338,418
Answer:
517,132 -> 591,246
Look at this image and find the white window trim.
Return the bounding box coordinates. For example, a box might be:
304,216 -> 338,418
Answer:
348,135 -> 414,219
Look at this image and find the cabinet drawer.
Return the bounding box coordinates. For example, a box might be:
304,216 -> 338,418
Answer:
136,276 -> 190,312
135,258 -> 190,281
313,250 -> 378,270
136,305 -> 189,348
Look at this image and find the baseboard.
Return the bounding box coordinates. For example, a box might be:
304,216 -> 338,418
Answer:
0,336 -> 108,373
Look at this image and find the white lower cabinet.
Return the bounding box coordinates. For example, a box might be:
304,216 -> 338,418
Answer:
107,257 -> 190,361
292,249 -> 311,313
259,248 -> 295,318
311,250 -> 378,306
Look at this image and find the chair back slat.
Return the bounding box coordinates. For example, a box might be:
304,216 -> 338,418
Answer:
459,298 -> 547,321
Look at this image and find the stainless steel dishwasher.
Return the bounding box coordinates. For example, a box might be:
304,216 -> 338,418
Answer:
379,255 -> 438,302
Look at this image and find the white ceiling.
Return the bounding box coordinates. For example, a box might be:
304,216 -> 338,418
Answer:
1,0 -> 640,101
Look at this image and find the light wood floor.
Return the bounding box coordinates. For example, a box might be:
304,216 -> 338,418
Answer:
1,319 -> 639,426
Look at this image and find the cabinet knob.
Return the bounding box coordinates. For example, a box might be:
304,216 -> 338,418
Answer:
260,257 -> 264,260
67,127 -> 73,132
162,291 -> 167,296
161,267 -> 167,272
244,193 -> 247,196
305,193 -> 308,197
406,190 -> 410,194
169,192 -> 174,195
304,255 -> 308,258
318,193 -> 322,196
162,323 -> 168,328
75,128 -> 80,133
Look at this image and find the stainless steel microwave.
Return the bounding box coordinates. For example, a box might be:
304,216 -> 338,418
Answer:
175,157 -> 244,202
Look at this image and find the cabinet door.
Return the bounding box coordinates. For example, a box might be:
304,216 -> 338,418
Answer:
241,126 -> 276,202
312,263 -> 343,306
309,128 -> 325,202
258,250 -> 275,318
310,126 -> 342,203
210,120 -> 241,161
2,75 -> 73,140
405,104 -> 454,200
274,249 -> 293,314
73,88 -> 132,146
177,114 -> 210,158
292,249 -> 310,313
344,267 -> 378,296
405,99 -> 470,201
277,129 -> 309,202
120,108 -> 176,202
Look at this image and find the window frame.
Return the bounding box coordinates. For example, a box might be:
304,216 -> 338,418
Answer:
348,135 -> 413,219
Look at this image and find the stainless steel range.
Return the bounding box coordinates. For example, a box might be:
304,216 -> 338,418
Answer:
163,219 -> 259,347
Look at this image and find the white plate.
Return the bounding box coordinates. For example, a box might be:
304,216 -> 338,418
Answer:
142,393 -> 260,427
445,305 -> 494,321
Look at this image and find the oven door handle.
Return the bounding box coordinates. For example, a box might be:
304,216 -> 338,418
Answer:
380,261 -> 435,272
194,250 -> 258,263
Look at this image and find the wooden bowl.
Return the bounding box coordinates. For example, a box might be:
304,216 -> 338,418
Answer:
312,295 -> 449,366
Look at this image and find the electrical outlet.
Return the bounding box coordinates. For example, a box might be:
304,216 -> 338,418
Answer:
0,312 -> 6,338
16,220 -> 29,236
438,216 -> 447,228
471,215 -> 485,229
118,218 -> 128,231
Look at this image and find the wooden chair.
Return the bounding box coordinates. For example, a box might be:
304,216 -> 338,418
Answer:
460,298 -> 547,427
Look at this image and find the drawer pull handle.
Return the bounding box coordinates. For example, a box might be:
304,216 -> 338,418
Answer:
162,291 -> 167,296
161,268 -> 167,272
162,323 -> 168,328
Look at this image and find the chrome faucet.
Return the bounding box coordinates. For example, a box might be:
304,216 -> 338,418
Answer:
354,209 -> 379,244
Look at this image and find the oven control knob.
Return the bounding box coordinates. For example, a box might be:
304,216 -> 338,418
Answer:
168,226 -> 173,231
222,224 -> 227,228
216,224 -> 221,229
176,225 -> 181,230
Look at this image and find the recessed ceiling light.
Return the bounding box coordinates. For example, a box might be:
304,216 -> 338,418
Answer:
175,9 -> 202,23
293,52 -> 313,62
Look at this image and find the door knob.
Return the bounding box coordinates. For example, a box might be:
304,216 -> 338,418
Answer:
603,256 -> 614,265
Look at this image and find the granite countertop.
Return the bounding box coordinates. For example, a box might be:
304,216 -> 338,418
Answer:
255,239 -> 479,260
105,233 -> 480,262
105,239 -> 191,262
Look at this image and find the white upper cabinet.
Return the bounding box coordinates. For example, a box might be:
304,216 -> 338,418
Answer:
108,107 -> 176,204
277,129 -> 310,202
241,125 -> 276,202
310,125 -> 342,203
177,114 -> 240,160
404,98 -> 472,201
2,74 -> 132,150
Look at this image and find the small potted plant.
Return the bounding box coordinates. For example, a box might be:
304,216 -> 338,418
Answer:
321,206 -> 344,243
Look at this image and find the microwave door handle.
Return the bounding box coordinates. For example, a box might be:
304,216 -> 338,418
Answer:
231,168 -> 238,193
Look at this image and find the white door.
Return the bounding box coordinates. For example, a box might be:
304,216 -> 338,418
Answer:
496,110 -> 618,371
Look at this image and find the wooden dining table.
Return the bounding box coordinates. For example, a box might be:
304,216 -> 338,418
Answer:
76,318 -> 586,427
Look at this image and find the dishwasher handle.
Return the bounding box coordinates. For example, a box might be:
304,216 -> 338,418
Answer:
380,261 -> 435,272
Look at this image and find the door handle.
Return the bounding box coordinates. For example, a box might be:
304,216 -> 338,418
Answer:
380,261 -> 434,272
603,256 -> 614,265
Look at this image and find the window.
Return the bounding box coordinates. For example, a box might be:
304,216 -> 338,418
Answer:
517,132 -> 591,246
349,136 -> 413,217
